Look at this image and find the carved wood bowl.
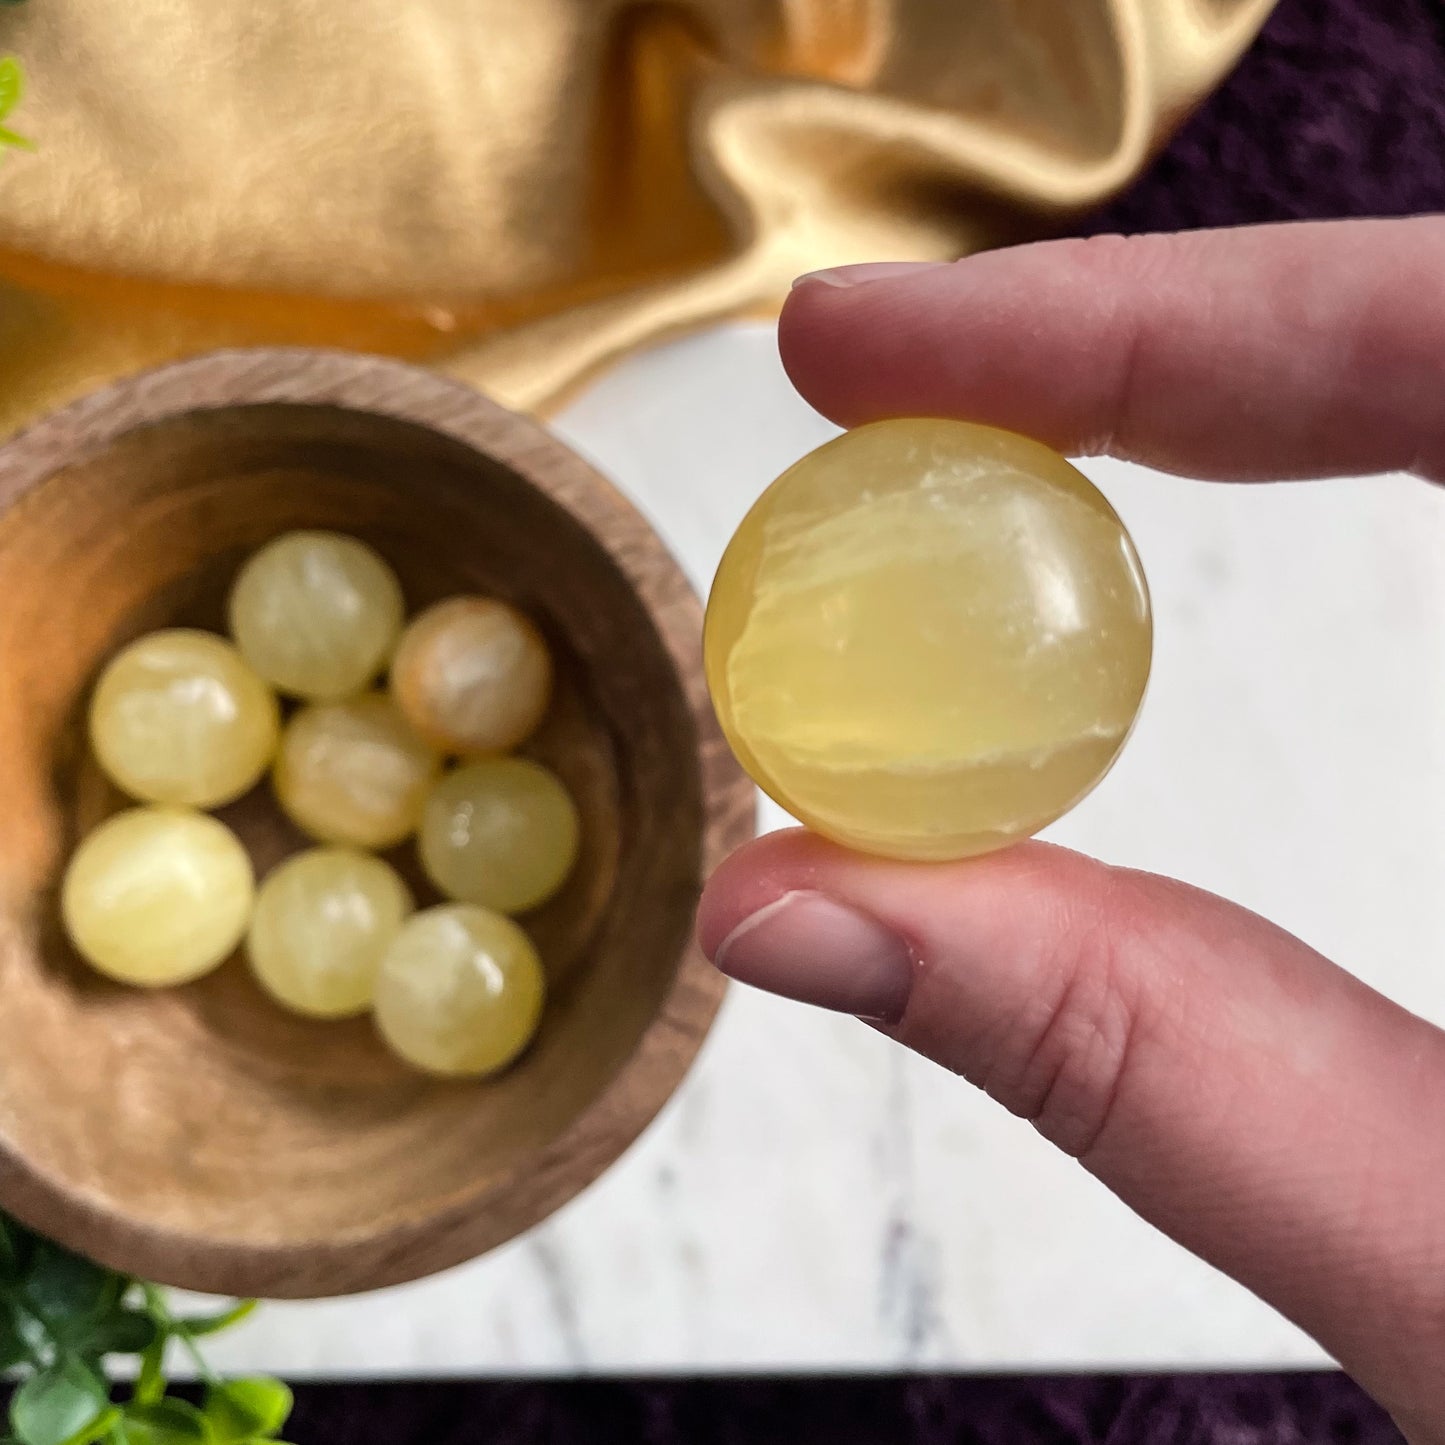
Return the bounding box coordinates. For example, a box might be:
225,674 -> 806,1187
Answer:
0,350 -> 752,1298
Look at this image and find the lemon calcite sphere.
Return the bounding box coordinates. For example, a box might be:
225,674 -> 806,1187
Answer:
373,904 -> 545,1078
704,419 -> 1152,860
418,758 -> 579,914
62,807 -> 255,985
89,630 -> 279,808
274,693 -> 440,850
229,531 -> 405,702
390,597 -> 553,754
247,847 -> 414,1018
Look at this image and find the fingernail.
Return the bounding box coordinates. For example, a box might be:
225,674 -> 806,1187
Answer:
711,891 -> 914,1023
792,260 -> 949,290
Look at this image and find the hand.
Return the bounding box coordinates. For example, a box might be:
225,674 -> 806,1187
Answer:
697,218 -> 1445,1443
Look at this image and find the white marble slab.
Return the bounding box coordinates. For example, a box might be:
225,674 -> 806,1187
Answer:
196,321 -> 1445,1377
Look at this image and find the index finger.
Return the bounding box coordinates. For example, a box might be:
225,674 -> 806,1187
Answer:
781,217 -> 1445,483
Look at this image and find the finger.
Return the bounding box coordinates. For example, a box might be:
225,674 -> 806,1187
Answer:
697,831 -> 1445,1433
779,218 -> 1445,483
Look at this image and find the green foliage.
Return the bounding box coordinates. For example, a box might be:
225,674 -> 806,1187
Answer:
118,1401 -> 211,1444
200,1381 -> 292,1442
1,1216 -> 291,1445
10,1361 -> 109,1445
0,56 -> 31,152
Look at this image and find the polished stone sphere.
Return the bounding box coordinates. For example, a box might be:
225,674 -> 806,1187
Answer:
62,807 -> 254,986
89,629 -> 279,809
704,419 -> 1152,860
274,693 -> 440,849
247,847 -> 413,1018
418,758 -> 579,914
390,596 -> 553,755
229,530 -> 405,702
373,904 -> 545,1078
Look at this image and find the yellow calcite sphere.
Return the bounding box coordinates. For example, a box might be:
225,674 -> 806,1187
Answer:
247,847 -> 413,1018
228,531 -> 405,701
89,629 -> 280,808
390,596 -> 553,754
61,807 -> 254,986
274,693 -> 440,849
373,904 -> 545,1078
704,419 -> 1152,861
418,758 -> 580,914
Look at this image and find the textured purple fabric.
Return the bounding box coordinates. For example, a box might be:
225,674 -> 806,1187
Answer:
1078,0 -> 1445,233
275,1374 -> 1399,1443
6,1374 -> 1400,1443
59,3 -> 1437,1442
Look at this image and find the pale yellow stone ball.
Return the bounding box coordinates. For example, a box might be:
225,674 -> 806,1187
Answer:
247,847 -> 413,1018
229,530 -> 404,702
373,904 -> 545,1078
390,597 -> 552,754
89,629 -> 279,808
274,693 -> 440,850
704,419 -> 1152,860
62,807 -> 254,986
417,758 -> 579,914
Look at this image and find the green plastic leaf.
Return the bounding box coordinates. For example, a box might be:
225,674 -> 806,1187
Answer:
60,1408 -> 121,1445
3,1297 -> 49,1366
0,1219 -> 38,1282
201,1380 -> 292,1441
0,1307 -> 26,1370
0,126 -> 35,151
7,1360 -> 109,1445
174,1303 -> 255,1340
72,1308 -> 159,1358
22,1244 -> 114,1324
120,1400 -> 214,1445
0,59 -> 21,123
133,1336 -> 168,1408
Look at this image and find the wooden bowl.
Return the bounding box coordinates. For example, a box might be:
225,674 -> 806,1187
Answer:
0,349 -> 753,1298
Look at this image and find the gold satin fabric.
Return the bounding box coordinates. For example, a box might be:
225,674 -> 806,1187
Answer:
0,0 -> 1272,434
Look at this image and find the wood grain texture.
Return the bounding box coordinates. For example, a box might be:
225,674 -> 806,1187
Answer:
0,349 -> 755,1298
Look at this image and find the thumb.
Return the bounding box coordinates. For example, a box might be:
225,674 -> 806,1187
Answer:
698,830 -> 1445,1438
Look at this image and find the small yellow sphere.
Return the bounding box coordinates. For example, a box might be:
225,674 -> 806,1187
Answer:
390,596 -> 553,753
88,629 -> 279,808
704,419 -> 1153,861
247,848 -> 413,1018
373,904 -> 545,1078
228,531 -> 405,701
61,807 -> 254,986
274,693 -> 440,849
418,758 -> 580,914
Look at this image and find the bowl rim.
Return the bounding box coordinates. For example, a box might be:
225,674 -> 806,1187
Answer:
0,346 -> 754,1298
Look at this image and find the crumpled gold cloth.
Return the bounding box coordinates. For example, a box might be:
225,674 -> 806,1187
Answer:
0,0 -> 1272,434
